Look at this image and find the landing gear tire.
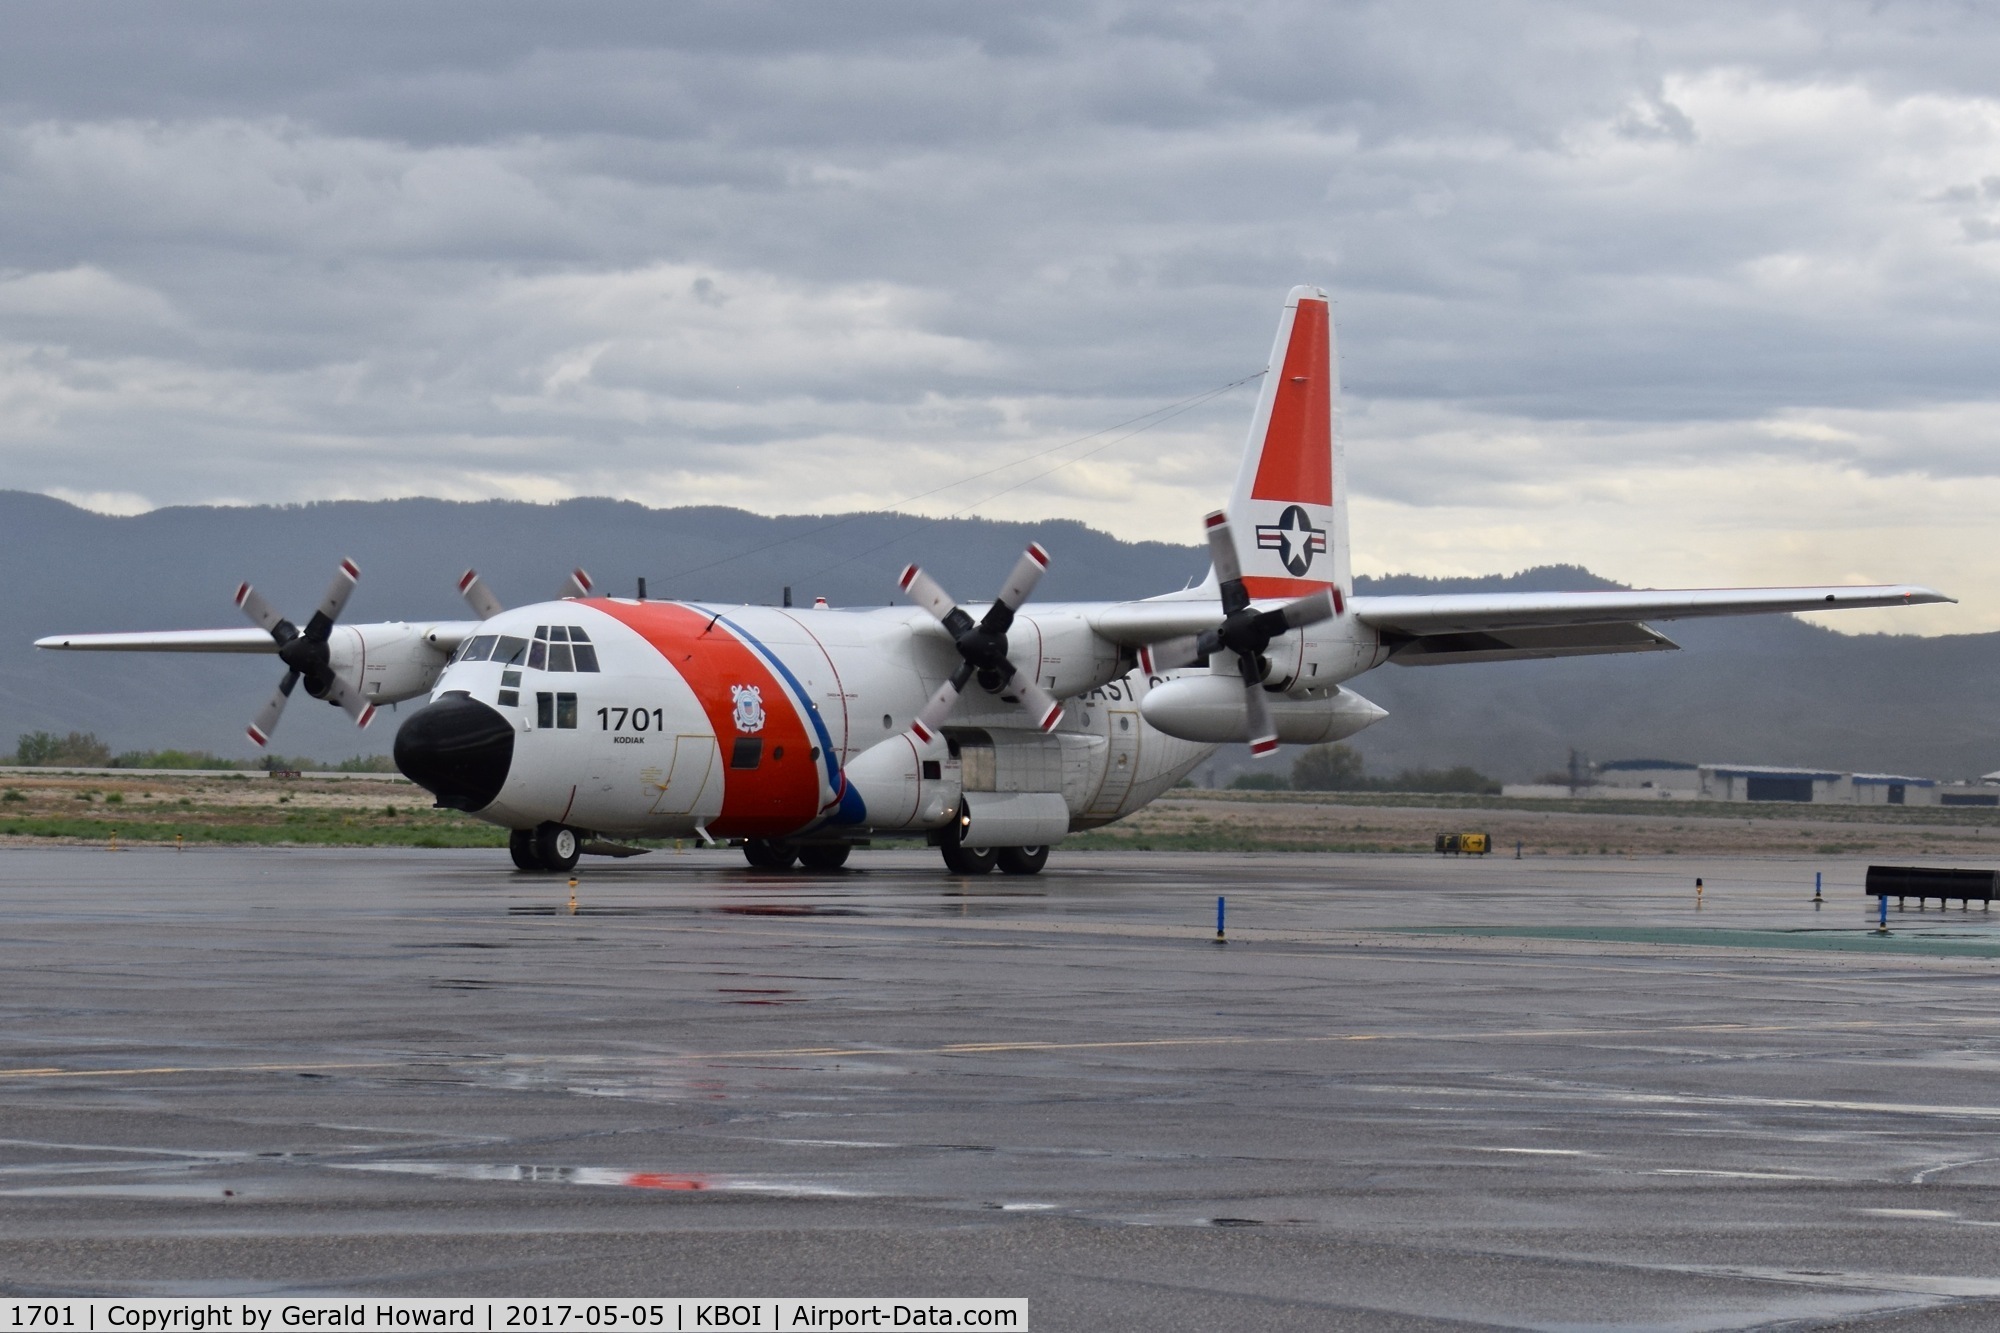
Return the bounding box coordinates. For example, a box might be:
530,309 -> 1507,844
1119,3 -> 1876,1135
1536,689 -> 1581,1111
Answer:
938,803 -> 996,875
742,838 -> 799,870
508,829 -> 539,871
798,843 -> 851,871
995,845 -> 1049,876
534,822 -> 581,873
941,844 -> 996,875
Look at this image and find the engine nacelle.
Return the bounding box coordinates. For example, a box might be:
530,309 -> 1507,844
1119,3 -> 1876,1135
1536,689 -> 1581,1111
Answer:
840,731 -> 960,832
332,624 -> 454,706
1139,675 -> 1388,745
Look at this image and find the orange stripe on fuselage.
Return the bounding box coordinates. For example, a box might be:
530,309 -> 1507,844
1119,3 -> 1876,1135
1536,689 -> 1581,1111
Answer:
588,600 -> 820,838
1249,297 -> 1333,507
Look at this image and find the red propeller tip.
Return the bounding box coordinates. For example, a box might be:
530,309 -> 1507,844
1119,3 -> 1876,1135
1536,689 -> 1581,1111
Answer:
339,558 -> 360,581
1036,703 -> 1063,732
910,720 -> 934,744
573,569 -> 593,592
457,570 -> 477,592
234,583 -> 250,606
897,565 -> 919,591
357,705 -> 377,729
1249,736 -> 1279,757
1204,511 -> 1228,529
1027,543 -> 1049,568
246,726 -> 268,747
1137,646 -> 1155,675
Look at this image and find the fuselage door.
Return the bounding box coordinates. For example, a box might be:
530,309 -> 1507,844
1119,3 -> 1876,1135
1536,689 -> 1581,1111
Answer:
647,734 -> 719,816
1087,709 -> 1143,817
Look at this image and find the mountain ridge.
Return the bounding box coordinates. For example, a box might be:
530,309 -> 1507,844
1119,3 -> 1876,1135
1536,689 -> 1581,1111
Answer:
2,491 -> 1989,779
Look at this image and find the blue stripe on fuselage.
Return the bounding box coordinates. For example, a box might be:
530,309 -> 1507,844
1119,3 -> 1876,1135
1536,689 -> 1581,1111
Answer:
690,607 -> 867,826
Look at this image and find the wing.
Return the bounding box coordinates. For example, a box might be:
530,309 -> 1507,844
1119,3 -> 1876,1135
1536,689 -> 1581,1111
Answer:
1353,585 -> 1951,635
1357,584 -> 1951,667
34,628 -> 278,653
1089,596 -> 1227,645
1090,583 -> 1952,663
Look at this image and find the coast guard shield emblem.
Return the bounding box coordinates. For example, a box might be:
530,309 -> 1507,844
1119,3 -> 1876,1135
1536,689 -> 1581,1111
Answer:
730,684 -> 766,734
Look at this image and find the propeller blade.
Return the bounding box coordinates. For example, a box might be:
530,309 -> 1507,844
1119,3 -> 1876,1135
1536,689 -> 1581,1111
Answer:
234,583 -> 289,639
897,564 -> 960,623
322,671 -> 377,729
563,568 -> 593,600
457,569 -> 505,620
1250,588 -> 1339,640
1011,675 -> 1065,733
1277,587 -> 1337,629
314,559 -> 361,627
909,661 -> 976,744
246,669 -> 300,747
1138,636 -> 1203,675
1236,651 -> 1279,756
993,543 -> 1050,613
1203,511 -> 1243,585
299,559 -> 361,645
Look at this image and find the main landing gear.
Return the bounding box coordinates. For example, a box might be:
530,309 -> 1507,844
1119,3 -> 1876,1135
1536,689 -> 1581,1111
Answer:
510,822 -> 580,873
939,843 -> 1047,875
936,815 -> 1047,876
741,840 -> 853,871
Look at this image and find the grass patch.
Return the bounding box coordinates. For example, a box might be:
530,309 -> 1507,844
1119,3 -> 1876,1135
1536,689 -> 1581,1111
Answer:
0,811 -> 507,848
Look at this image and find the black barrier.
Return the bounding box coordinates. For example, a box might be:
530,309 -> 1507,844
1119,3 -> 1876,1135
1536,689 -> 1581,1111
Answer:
1865,865 -> 1999,909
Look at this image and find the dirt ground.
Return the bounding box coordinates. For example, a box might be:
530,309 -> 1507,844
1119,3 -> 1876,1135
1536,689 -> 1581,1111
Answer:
1082,789 -> 2000,858
4,768 -> 1999,857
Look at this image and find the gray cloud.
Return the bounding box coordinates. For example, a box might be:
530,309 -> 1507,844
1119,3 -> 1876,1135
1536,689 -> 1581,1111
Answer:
0,1 -> 1996,627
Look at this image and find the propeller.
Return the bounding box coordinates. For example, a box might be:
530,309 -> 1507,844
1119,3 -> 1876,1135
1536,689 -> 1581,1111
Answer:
898,543 -> 1064,742
235,558 -> 375,747
456,567 -> 594,620
1137,511 -> 1338,757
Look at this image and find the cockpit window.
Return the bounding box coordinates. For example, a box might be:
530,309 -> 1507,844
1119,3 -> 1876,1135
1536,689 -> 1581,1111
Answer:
458,634 -> 497,663
568,627 -> 591,643
534,625 -> 550,640
571,642 -> 600,672
547,642 -> 574,672
548,625 -> 570,642
527,639 -> 547,670
492,635 -> 528,666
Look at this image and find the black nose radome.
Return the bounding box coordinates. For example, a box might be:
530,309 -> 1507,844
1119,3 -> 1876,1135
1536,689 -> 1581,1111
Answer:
395,691 -> 514,812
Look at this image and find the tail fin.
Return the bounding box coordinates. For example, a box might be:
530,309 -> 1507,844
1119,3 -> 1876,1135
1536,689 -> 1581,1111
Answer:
1223,286 -> 1348,606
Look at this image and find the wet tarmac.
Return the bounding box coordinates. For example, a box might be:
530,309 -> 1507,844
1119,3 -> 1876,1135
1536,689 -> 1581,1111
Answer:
6,845 -> 2000,1329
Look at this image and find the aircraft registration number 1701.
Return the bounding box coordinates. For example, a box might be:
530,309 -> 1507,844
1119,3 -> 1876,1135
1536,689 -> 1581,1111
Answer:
596,707 -> 666,732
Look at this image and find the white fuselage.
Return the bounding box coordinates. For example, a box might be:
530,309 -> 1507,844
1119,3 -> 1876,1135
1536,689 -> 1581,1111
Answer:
392,595 -> 1390,840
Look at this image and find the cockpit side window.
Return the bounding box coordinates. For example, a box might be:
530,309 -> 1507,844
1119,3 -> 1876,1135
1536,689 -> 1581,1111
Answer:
571,641 -> 600,672
492,636 -> 528,666
458,634 -> 498,663
527,639 -> 547,670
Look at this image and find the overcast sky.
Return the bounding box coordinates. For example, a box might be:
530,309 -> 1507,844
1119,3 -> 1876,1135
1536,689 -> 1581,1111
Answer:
1,1 -> 1993,632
